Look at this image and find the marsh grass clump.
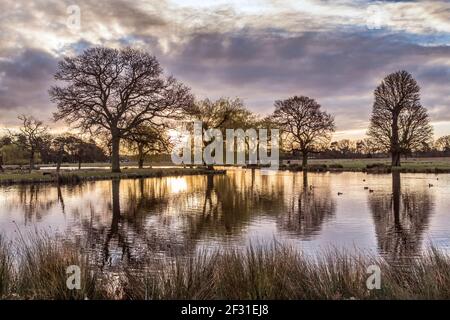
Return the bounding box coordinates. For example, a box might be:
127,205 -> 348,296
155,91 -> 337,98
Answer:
3,235 -> 450,300
13,232 -> 107,300
121,245 -> 450,300
0,236 -> 14,298
122,245 -> 380,300
378,248 -> 450,299
123,251 -> 219,300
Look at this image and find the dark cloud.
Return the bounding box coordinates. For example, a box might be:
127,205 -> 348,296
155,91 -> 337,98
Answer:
2,29 -> 450,133
0,48 -> 57,125
157,30 -> 450,132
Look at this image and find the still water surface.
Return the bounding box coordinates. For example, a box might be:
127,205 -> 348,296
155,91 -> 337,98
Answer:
1,169 -> 449,265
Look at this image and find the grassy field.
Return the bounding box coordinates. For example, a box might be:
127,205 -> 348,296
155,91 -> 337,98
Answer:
307,157 -> 450,170
1,235 -> 450,299
0,167 -> 223,185
279,157 -> 450,173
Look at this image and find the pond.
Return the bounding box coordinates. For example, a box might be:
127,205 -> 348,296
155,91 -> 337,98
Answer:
0,169 -> 449,267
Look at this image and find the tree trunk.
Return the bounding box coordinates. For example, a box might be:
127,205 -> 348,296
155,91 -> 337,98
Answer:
78,157 -> 82,170
301,151 -> 308,167
0,154 -> 4,172
391,113 -> 401,167
138,145 -> 144,169
392,152 -> 401,167
56,146 -> 63,173
29,149 -> 35,173
111,131 -> 121,173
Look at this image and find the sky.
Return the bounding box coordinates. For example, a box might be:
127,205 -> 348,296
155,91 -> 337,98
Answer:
0,0 -> 450,139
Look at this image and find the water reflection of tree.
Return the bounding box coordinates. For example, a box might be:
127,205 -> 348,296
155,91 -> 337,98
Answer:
276,172 -> 336,239
76,178 -> 185,268
4,183 -> 87,223
185,170 -> 287,240
10,184 -> 60,223
368,172 -> 434,262
73,172 -> 288,266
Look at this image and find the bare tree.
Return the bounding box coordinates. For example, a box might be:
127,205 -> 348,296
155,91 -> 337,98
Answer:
335,139 -> 356,157
182,98 -> 256,167
272,96 -> 335,166
10,115 -> 48,172
368,70 -> 433,166
0,151 -> 3,173
124,125 -> 170,168
50,47 -> 193,173
361,138 -> 380,157
183,98 -> 254,132
52,135 -> 70,173
435,135 -> 450,153
52,134 -> 93,172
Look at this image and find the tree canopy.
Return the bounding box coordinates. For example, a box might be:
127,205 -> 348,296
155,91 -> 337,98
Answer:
50,47 -> 193,172
368,70 -> 432,166
272,95 -> 335,166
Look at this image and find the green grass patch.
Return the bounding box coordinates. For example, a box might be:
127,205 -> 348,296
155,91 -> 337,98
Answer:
306,157 -> 450,172
0,167 -> 224,185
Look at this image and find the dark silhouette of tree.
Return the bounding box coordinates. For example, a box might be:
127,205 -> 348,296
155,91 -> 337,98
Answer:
10,115 -> 48,172
0,136 -> 7,172
124,125 -> 170,168
0,136 -> 12,146
51,134 -> 107,170
65,136 -> 106,169
183,98 -> 254,132
435,135 -> 450,153
368,70 -> 433,166
182,98 -> 256,167
50,47 -> 193,173
335,139 -> 355,157
272,96 -> 335,166
52,135 -> 69,173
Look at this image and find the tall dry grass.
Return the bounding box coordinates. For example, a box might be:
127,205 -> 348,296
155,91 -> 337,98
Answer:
2,235 -> 450,299
2,232 -> 108,299
0,236 -> 14,298
122,244 -> 450,300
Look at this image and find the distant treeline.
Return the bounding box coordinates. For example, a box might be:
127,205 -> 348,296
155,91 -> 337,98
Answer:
0,133 -> 107,167
283,136 -> 450,160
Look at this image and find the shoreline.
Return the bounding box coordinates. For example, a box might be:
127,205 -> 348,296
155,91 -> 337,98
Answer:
2,161 -> 450,186
0,167 -> 226,186
278,165 -> 450,174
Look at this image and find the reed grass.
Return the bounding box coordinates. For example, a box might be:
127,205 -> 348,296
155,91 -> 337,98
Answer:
2,235 -> 450,300
0,236 -> 14,298
122,244 -> 450,300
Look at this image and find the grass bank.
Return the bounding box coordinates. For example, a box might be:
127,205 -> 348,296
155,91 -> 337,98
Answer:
0,167 -> 225,185
1,235 -> 450,299
280,157 -> 450,173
